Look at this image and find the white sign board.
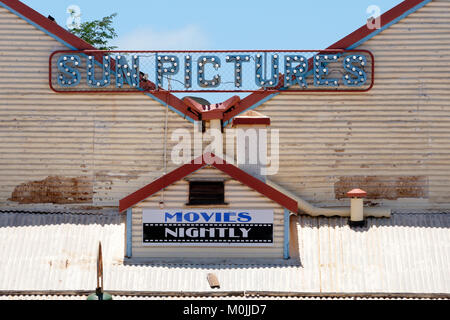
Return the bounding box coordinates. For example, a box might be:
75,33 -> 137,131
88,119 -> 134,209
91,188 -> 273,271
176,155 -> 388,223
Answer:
142,209 -> 274,247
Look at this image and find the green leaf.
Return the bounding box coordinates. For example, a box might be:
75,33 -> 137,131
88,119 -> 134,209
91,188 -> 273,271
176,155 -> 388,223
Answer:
69,13 -> 118,50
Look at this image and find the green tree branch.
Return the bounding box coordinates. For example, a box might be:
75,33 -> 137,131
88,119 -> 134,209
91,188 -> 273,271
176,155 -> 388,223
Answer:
69,13 -> 118,50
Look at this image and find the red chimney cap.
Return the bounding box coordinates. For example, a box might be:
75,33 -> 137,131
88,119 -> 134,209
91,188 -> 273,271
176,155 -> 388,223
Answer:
346,188 -> 367,198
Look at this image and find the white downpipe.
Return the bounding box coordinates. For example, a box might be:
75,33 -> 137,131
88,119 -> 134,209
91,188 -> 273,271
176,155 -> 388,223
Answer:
265,179 -> 391,218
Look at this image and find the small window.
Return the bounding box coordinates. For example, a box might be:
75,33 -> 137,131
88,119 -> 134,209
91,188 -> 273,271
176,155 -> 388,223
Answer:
188,181 -> 225,205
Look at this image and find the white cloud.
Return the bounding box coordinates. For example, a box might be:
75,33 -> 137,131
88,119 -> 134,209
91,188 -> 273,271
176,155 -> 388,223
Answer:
113,25 -> 210,50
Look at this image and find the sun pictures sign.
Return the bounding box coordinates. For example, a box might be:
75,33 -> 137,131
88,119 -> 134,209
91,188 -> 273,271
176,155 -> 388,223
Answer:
142,209 -> 274,246
49,49 -> 374,93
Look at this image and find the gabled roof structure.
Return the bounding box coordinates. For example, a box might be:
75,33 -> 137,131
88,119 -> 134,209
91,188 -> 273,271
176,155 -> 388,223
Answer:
0,0 -> 432,124
119,153 -> 298,213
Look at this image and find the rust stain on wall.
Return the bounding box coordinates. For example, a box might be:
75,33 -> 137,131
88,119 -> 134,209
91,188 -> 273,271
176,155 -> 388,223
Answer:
9,176 -> 93,204
334,176 -> 428,200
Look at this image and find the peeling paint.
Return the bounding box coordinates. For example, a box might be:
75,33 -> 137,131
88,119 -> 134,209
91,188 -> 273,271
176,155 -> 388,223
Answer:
9,176 -> 93,204
334,176 -> 428,200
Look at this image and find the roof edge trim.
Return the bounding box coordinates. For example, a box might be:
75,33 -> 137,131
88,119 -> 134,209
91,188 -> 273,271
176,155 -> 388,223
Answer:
222,0 -> 432,125
0,0 -> 197,121
119,153 -> 298,213
0,0 -> 95,50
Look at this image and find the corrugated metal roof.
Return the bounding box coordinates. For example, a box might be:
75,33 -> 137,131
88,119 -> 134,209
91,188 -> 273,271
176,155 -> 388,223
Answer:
0,211 -> 449,296
0,292 -> 446,300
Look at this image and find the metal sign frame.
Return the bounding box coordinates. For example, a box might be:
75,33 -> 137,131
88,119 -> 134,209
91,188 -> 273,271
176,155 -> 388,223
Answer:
49,49 -> 374,94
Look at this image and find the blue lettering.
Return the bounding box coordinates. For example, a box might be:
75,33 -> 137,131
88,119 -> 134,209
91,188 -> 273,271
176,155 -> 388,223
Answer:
164,212 -> 182,222
224,212 -> 236,222
284,55 -> 308,88
87,55 -> 110,87
197,55 -> 221,88
313,54 -> 339,87
156,54 -> 178,88
57,55 -> 80,87
215,212 -> 222,222
116,54 -> 140,88
185,212 -> 199,222
237,212 -> 252,222
184,55 -> 192,88
255,53 -> 279,88
55,52 -> 371,91
343,55 -> 367,86
226,55 -> 250,88
200,212 -> 215,222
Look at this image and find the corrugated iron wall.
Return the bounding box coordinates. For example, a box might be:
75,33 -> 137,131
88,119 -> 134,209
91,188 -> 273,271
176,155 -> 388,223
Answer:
132,167 -> 285,259
0,6 -> 192,211
254,0 -> 450,209
1,0 -> 450,212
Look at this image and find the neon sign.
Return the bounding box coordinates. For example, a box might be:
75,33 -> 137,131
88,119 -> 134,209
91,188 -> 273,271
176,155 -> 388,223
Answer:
50,50 -> 374,93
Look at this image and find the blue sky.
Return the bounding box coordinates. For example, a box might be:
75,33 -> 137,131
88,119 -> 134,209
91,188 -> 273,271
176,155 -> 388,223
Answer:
23,0 -> 403,102
23,0 -> 402,49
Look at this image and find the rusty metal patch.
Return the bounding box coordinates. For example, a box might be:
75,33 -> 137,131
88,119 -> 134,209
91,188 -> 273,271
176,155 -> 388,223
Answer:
334,176 -> 428,200
9,176 -> 93,204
